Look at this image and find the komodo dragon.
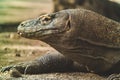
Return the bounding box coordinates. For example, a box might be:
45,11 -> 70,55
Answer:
1,9 -> 120,75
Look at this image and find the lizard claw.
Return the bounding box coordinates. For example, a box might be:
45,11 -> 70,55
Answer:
1,65 -> 14,72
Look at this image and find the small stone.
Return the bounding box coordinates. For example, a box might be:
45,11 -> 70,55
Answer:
15,53 -> 21,57
3,47 -> 9,51
27,51 -> 36,56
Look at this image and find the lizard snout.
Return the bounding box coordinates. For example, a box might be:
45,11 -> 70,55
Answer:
17,31 -> 24,36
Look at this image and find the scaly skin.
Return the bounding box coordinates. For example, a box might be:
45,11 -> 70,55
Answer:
1,9 -> 120,75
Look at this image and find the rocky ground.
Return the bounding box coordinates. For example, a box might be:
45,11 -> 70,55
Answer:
0,72 -> 107,80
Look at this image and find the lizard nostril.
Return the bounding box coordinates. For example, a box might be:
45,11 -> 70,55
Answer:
20,23 -> 25,27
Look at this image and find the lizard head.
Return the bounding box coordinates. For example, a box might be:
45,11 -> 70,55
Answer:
17,11 -> 70,41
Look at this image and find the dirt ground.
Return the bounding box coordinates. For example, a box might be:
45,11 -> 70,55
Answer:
0,72 -> 107,80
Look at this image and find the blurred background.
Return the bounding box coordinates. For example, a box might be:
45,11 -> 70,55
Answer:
0,0 -> 53,32
0,0 -> 120,69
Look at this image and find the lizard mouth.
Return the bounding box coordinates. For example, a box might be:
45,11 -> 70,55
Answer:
17,31 -> 25,36
17,28 -> 62,38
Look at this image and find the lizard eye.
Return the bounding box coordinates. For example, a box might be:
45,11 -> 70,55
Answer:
39,15 -> 52,25
44,17 -> 50,21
